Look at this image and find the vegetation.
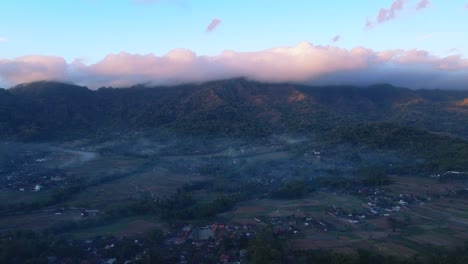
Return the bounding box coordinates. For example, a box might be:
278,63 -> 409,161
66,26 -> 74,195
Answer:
0,230 -> 85,263
248,230 -> 468,264
3,80 -> 468,262
358,166 -> 391,187
248,228 -> 288,264
270,180 -> 312,199
327,123 -> 468,173
2,79 -> 468,141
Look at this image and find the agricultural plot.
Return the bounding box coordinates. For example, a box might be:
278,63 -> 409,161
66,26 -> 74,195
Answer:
67,216 -> 166,239
2,137 -> 468,260
70,166 -> 209,209
0,209 -> 83,231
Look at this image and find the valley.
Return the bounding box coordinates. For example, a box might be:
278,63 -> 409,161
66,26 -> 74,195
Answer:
2,80 -> 468,263
1,129 -> 468,263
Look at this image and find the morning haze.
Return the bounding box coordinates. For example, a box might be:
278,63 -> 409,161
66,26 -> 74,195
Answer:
1,1 -> 468,263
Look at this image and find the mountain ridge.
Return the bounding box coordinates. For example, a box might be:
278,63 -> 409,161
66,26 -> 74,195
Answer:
1,79 -> 468,141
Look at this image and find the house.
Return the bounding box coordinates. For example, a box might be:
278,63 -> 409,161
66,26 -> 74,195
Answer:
182,225 -> 193,232
106,258 -> 117,264
81,211 -> 89,218
219,254 -> 233,263
190,226 -> 215,241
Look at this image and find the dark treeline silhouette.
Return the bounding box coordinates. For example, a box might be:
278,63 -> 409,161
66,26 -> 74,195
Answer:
2,79 -> 468,141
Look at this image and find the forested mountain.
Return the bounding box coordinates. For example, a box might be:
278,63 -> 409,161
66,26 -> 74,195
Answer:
1,79 -> 468,141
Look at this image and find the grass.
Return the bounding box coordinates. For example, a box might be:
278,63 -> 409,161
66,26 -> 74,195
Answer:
0,190 -> 52,206
344,232 -> 362,240
66,155 -> 147,180
69,166 -> 208,209
0,210 -> 82,231
67,216 -> 165,239
402,226 -> 426,236
432,227 -> 456,236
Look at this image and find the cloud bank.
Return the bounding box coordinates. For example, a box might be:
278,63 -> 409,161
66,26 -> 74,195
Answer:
366,0 -> 430,29
1,42 -> 467,89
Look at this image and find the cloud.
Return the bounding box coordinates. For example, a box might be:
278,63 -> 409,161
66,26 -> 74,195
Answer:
447,48 -> 461,54
416,0 -> 430,10
377,0 -> 407,24
365,18 -> 374,30
1,43 -> 467,89
366,0 -> 430,29
0,38 -> 5,43
331,35 -> 341,43
206,18 -> 221,32
0,55 -> 67,85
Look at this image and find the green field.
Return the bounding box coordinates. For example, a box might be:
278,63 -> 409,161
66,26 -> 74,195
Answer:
2,137 -> 468,257
66,216 -> 166,239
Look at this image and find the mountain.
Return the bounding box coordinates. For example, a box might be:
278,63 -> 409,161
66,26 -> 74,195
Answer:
301,84 -> 468,138
1,79 -> 468,141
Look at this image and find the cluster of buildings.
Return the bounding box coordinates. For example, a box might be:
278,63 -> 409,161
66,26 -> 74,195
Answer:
162,214 -> 336,263
263,215 -> 335,236
0,153 -> 65,192
431,171 -> 468,181
355,187 -> 425,218
165,223 -> 255,263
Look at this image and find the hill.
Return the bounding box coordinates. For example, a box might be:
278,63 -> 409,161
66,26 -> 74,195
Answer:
1,79 -> 468,141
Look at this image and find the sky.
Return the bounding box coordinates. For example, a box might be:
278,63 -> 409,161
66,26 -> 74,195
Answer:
0,0 -> 468,89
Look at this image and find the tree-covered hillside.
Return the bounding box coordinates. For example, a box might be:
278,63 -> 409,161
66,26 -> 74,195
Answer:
1,79 -> 468,141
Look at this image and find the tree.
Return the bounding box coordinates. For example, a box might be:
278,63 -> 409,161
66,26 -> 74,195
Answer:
359,166 -> 391,187
248,228 -> 286,264
387,217 -> 398,232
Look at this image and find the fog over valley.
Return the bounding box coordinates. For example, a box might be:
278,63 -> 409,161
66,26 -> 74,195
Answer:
2,0 -> 468,263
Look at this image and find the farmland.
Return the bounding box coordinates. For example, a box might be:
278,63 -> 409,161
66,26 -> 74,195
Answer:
1,133 -> 468,263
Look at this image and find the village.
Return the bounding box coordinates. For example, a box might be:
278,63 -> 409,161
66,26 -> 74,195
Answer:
0,148 -> 67,192
58,179 -> 468,264
2,138 -> 468,263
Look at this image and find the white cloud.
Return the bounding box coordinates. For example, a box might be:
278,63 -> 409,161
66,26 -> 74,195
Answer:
0,55 -> 67,84
0,43 -> 467,89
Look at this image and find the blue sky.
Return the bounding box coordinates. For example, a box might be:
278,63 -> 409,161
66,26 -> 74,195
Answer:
1,0 -> 466,61
0,0 -> 468,88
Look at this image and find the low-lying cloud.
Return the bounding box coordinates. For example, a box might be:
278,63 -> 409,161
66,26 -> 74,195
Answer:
0,55 -> 67,85
1,42 -> 467,89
